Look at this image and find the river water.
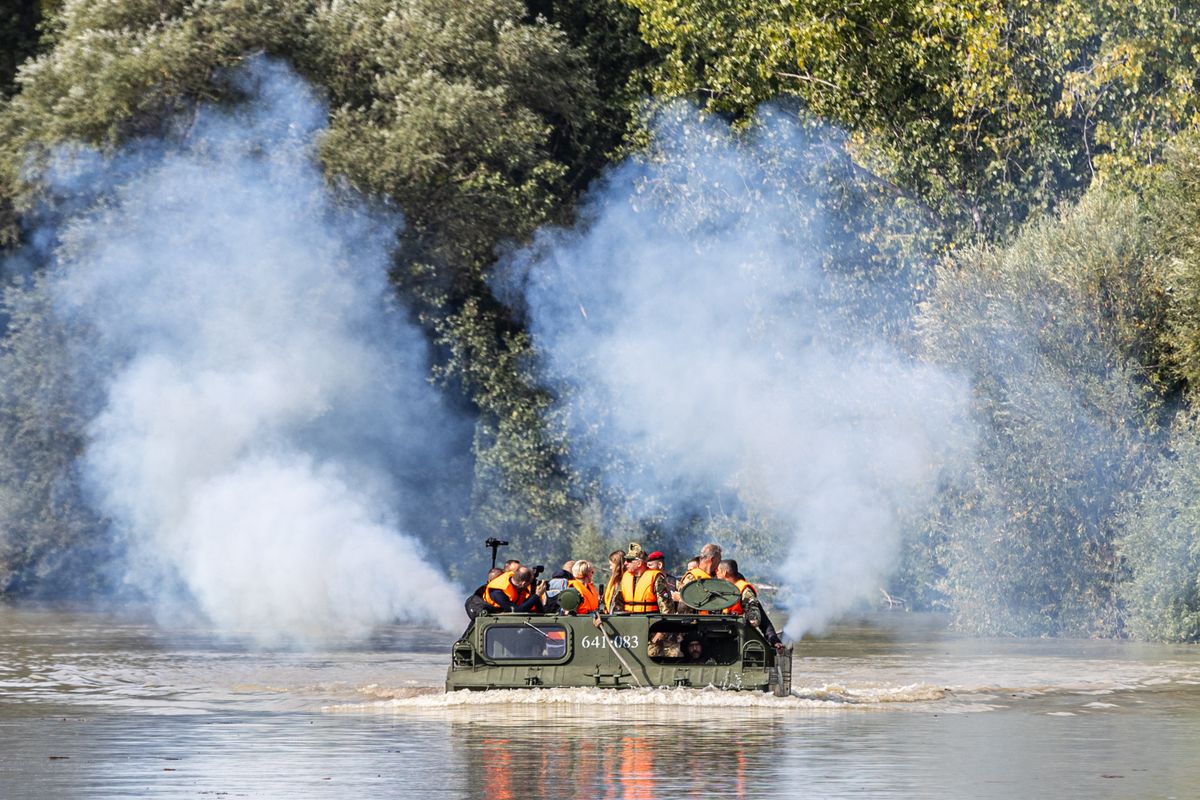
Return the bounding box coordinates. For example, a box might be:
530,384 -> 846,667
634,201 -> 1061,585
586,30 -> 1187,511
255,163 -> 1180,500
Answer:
2,607 -> 1198,799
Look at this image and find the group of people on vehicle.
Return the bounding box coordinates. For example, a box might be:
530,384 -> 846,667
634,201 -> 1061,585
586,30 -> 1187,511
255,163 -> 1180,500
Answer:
465,541 -> 785,652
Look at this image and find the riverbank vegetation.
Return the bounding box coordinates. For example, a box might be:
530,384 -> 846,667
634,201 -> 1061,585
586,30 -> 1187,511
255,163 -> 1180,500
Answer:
4,0 -> 1200,640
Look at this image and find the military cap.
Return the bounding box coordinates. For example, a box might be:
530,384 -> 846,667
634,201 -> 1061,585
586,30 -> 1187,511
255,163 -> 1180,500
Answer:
625,542 -> 648,561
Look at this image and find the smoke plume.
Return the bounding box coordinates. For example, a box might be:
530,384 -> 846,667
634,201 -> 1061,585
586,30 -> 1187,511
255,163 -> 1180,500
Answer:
44,59 -> 464,641
501,107 -> 976,635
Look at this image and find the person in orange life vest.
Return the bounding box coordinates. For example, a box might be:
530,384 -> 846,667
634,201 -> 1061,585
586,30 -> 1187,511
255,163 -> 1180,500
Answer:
567,559 -> 600,614
697,544 -> 722,580
680,543 -> 720,586
716,559 -> 784,653
465,566 -> 504,620
673,542 -> 721,609
484,565 -> 544,612
715,558 -> 754,615
474,567 -> 503,596
616,543 -> 676,656
601,549 -> 625,613
615,543 -> 672,613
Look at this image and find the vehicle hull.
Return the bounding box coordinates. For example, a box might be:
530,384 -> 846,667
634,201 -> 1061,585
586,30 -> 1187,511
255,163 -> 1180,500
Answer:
446,612 -> 792,693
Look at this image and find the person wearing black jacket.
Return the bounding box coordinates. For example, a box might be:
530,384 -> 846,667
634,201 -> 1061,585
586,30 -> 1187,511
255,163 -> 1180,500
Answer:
465,567 -> 504,620
484,566 -> 545,613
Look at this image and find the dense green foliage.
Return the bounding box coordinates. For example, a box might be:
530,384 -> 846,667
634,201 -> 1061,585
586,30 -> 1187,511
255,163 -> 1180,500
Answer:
619,0 -> 1200,639
625,0 -> 1200,240
1114,133 -> 1200,641
917,190 -> 1163,635
908,130 -> 1200,638
5,0 -> 1200,639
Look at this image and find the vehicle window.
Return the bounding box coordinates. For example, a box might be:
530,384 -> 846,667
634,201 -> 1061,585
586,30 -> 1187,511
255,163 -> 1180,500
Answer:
484,625 -> 568,660
646,620 -> 739,664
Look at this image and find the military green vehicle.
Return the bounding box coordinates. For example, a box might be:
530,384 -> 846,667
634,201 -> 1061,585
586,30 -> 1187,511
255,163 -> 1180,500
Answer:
446,578 -> 793,694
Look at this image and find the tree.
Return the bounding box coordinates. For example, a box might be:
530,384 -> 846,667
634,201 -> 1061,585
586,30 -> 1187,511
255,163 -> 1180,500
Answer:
917,188 -> 1164,635
624,0 -> 1200,241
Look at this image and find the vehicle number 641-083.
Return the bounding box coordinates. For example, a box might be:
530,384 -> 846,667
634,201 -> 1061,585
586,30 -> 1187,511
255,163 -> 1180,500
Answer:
580,635 -> 638,650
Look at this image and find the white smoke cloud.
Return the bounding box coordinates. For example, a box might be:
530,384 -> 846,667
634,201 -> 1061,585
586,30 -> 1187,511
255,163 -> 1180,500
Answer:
46,59 -> 464,642
503,106 -> 976,636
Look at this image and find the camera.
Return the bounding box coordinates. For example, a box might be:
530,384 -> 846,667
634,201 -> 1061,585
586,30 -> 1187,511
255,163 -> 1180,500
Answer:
531,565 -> 544,577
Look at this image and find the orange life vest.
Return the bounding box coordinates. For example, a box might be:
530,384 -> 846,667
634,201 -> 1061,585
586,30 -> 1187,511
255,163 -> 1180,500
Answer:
620,569 -> 663,613
483,572 -> 530,609
603,577 -> 620,613
569,578 -> 600,614
722,578 -> 757,615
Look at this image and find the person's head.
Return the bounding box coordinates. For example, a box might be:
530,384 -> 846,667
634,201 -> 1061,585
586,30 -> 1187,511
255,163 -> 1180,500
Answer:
608,550 -> 625,571
572,560 -> 594,582
647,550 -> 665,571
716,559 -> 737,581
698,543 -> 722,573
686,557 -> 700,572
510,566 -> 534,589
487,567 -> 503,581
562,560 -> 575,575
683,636 -> 703,659
625,543 -> 648,575
503,559 -> 521,573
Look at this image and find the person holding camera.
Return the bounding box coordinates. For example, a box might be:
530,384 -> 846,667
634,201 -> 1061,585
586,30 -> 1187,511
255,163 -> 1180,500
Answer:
483,565 -> 545,613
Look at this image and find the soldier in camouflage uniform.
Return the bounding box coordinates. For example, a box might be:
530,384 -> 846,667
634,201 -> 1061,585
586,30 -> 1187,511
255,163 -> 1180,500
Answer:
614,543 -> 679,657
717,559 -> 785,652
646,551 -> 678,591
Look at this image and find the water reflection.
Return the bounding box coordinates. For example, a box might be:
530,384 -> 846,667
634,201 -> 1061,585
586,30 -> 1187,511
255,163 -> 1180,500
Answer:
452,708 -> 785,800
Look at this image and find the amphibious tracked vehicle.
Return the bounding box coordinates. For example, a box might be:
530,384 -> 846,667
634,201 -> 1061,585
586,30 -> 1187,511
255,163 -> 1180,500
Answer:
446,579 -> 793,694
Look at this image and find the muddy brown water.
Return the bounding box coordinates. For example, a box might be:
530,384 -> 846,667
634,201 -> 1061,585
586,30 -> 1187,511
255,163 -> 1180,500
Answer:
2,607 -> 1199,798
